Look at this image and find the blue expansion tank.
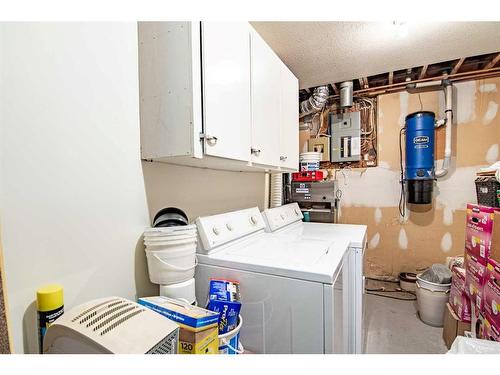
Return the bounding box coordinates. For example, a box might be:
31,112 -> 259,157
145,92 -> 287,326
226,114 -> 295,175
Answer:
405,111 -> 435,204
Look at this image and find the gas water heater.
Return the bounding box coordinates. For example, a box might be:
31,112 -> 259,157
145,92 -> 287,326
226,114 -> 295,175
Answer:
404,111 -> 435,204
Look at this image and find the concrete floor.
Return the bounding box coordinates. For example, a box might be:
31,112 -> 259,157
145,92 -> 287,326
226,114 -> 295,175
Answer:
364,280 -> 448,354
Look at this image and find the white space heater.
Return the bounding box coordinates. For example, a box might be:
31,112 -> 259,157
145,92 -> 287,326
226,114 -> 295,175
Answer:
43,297 -> 179,354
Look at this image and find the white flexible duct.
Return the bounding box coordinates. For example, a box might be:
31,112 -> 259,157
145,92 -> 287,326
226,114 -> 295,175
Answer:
299,86 -> 329,118
435,83 -> 453,178
270,173 -> 283,208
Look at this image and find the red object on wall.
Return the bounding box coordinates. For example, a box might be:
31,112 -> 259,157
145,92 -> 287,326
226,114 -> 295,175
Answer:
292,171 -> 324,182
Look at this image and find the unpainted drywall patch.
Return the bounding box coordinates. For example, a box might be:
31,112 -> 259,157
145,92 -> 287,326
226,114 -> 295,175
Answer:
378,161 -> 390,169
369,232 -> 381,249
479,83 -> 497,93
374,207 -> 382,224
486,144 -> 499,164
435,166 -> 480,211
399,91 -> 409,127
337,167 -> 400,208
441,232 -> 453,252
483,101 -> 498,125
443,207 -> 454,226
455,81 -> 477,124
398,228 -> 408,250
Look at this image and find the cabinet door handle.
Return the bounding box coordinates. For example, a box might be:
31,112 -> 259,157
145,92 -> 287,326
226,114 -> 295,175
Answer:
280,156 -> 287,161
200,133 -> 218,146
251,148 -> 261,156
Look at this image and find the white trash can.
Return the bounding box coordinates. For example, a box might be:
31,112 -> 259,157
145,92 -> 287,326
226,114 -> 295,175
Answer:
415,276 -> 451,327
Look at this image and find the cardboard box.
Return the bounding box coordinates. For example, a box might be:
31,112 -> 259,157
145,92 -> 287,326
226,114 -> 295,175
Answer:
449,283 -> 471,322
138,296 -> 220,354
451,266 -> 466,292
484,312 -> 500,341
492,210 -> 500,263
443,302 -> 471,349
465,251 -> 487,310
465,204 -> 496,263
484,259 -> 500,329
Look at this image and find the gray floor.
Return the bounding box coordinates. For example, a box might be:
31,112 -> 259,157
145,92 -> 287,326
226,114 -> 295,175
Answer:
364,280 -> 448,354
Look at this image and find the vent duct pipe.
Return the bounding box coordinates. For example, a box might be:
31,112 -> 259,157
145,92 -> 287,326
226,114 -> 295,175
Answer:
299,86 -> 329,118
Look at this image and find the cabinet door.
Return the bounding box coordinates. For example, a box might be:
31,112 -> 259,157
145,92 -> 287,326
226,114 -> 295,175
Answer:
201,22 -> 251,162
250,30 -> 281,167
279,63 -> 299,171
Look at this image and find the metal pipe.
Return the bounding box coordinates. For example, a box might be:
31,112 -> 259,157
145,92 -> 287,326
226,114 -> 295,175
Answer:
435,82 -> 453,178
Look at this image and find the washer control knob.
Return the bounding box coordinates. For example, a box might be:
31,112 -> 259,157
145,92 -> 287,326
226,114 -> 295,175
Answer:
212,226 -> 220,235
294,208 -> 300,216
226,223 -> 233,231
250,215 -> 258,225
280,213 -> 286,220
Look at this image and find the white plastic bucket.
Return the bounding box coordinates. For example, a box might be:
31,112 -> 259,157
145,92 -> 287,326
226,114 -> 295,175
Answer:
218,315 -> 244,354
160,278 -> 196,305
144,225 -> 197,237
415,281 -> 450,327
145,245 -> 197,285
416,273 -> 451,292
144,237 -> 197,248
299,152 -> 321,171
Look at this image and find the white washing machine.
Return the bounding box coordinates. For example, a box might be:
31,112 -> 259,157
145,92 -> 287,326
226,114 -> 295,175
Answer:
194,207 -> 350,354
262,203 -> 367,354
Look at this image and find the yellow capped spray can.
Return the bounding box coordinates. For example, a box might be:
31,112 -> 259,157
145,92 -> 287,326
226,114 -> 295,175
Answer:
36,284 -> 64,353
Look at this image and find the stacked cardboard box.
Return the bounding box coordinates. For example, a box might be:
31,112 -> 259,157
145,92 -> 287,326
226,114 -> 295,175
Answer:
463,204 -> 500,340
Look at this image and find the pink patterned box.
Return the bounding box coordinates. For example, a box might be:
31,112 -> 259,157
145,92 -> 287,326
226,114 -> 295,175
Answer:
484,259 -> 500,329
464,204 -> 496,263
451,266 -> 466,292
465,251 -> 487,310
484,313 -> 500,341
449,282 -> 471,322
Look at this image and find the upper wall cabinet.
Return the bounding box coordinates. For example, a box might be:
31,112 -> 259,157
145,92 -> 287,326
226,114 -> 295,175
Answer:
138,22 -> 299,172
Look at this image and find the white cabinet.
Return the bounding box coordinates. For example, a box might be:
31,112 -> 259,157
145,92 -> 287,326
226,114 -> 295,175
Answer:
250,29 -> 281,167
202,22 -> 252,162
139,22 -> 299,172
279,63 -> 299,171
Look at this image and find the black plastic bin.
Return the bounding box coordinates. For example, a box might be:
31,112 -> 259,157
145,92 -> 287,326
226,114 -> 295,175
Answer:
475,176 -> 500,207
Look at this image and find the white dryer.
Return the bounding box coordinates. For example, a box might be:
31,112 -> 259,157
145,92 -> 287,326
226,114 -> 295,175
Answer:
194,207 -> 350,354
262,203 -> 367,354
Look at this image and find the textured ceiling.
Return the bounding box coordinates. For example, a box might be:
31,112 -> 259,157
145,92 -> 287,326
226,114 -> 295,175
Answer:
250,22 -> 500,89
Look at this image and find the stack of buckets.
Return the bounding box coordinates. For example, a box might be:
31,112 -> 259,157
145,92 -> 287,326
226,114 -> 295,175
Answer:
144,224 -> 198,305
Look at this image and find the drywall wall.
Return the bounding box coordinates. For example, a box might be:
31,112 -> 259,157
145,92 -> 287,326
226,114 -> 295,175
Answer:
335,77 -> 500,276
142,162 -> 266,222
0,23 -> 266,353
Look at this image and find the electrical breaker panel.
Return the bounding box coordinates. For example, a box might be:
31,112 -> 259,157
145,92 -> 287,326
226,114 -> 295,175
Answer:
329,111 -> 361,163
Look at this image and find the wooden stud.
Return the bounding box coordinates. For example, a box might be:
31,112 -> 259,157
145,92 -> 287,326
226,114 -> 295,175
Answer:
419,65 -> 428,80
331,83 -> 339,95
388,71 -> 393,85
359,77 -> 369,89
484,53 -> 500,70
451,57 -> 465,75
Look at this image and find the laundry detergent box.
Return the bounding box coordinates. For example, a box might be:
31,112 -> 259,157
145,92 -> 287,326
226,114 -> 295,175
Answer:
138,296 -> 220,354
206,279 -> 241,334
484,259 -> 500,329
464,204 -> 496,263
484,312 -> 500,341
449,282 -> 471,323
465,251 -> 487,310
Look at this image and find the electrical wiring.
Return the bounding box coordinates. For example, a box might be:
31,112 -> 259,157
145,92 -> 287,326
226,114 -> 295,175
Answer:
365,291 -> 417,301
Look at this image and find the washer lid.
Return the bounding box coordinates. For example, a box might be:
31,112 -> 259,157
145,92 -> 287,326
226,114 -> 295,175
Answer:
197,234 -> 349,284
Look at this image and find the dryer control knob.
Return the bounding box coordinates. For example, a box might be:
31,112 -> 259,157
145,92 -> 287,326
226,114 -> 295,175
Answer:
226,223 -> 234,231
280,213 -> 286,220
250,215 -> 258,225
212,226 -> 220,235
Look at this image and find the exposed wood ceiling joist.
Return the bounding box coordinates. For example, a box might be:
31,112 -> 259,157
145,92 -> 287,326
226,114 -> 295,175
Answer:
388,71 -> 393,85
484,53 -> 500,70
451,57 -> 465,75
419,65 -> 428,80
331,83 -> 339,95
